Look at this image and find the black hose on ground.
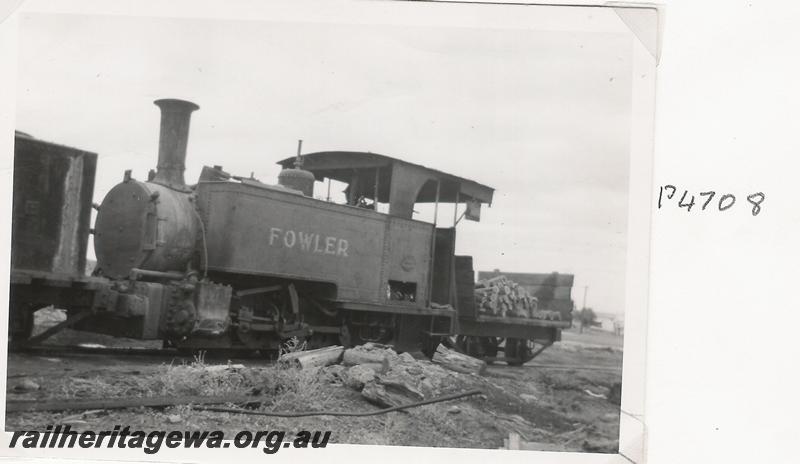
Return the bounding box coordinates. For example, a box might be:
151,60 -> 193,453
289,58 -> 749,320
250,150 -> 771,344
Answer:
196,388 -> 483,418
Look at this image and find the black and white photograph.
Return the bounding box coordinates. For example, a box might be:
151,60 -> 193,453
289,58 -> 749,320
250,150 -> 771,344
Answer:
1,1 -> 657,462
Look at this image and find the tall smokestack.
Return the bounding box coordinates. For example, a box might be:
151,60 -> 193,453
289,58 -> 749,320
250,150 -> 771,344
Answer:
152,98 -> 199,190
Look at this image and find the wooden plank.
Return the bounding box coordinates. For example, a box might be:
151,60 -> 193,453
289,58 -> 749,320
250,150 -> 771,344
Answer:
432,343 -> 486,375
279,345 -> 344,369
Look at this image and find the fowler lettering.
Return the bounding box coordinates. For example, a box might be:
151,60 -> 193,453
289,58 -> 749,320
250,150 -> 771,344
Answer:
269,227 -> 349,257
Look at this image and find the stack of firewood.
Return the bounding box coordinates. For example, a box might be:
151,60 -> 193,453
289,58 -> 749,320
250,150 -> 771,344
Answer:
475,275 -> 538,318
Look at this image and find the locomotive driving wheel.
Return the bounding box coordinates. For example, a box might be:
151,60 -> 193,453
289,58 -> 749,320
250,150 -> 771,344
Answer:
504,338 -> 535,366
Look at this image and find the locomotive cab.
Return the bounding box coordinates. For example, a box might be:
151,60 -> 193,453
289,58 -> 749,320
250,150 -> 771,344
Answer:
270,151 -> 494,351
276,151 -> 494,308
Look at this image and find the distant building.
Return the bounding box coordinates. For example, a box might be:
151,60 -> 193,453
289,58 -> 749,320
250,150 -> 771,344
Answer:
594,311 -> 624,335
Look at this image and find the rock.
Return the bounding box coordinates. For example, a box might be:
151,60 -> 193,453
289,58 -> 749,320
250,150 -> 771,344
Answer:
350,342 -> 464,407
343,365 -> 376,391
343,343 -> 398,367
361,379 -> 424,407
359,359 -> 455,407
319,364 -> 346,384
520,393 -> 538,403
398,352 -> 415,364
31,307 -> 66,336
167,414 -> 182,424
419,378 -> 439,395
447,406 -> 461,414
14,379 -> 40,392
359,362 -> 389,374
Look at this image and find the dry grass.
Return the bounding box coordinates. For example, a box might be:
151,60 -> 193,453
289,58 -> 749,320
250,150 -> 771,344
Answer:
279,336 -> 307,357
45,355 -> 341,417
538,370 -> 586,393
260,366 -> 338,412
50,358 -> 268,399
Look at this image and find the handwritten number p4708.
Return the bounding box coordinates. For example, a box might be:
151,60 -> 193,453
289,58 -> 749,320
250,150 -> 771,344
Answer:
658,186 -> 763,217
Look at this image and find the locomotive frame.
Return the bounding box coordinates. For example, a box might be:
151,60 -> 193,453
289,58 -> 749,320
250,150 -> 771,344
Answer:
8,98 -> 574,364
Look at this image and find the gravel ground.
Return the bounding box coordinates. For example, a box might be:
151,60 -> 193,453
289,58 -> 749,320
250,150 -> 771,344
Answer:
6,312 -> 624,452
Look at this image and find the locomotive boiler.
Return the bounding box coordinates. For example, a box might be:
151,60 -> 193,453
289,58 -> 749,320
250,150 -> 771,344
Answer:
9,98 -> 574,364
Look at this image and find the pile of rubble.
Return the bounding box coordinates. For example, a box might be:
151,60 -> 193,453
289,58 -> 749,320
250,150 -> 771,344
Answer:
280,342 -> 486,407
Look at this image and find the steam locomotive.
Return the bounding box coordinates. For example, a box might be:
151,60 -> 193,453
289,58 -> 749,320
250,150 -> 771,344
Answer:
9,98 -> 574,364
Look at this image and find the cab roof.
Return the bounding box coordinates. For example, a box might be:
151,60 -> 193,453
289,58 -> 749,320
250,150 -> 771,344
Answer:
277,150 -> 494,205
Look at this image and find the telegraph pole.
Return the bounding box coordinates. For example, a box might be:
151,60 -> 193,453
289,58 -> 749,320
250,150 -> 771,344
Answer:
582,286 -> 588,310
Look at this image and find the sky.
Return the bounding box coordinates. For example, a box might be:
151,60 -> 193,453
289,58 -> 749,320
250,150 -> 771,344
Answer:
14,11 -> 633,314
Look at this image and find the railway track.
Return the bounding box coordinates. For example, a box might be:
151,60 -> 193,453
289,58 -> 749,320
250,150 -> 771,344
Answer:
10,343 -> 621,373
9,344 -> 276,363
520,362 -> 621,372
12,344 -> 182,357
482,360 -> 621,372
